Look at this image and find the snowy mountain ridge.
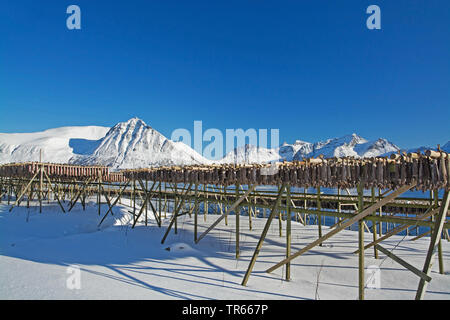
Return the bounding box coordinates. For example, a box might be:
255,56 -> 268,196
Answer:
0,118 -> 448,167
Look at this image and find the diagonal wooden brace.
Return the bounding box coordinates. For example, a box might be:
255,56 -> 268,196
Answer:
354,206 -> 440,254
266,183 -> 417,274
8,171 -> 40,212
160,183 -> 193,244
97,181 -> 130,227
241,185 -> 286,286
195,185 -> 256,244
43,171 -> 66,213
415,191 -> 450,300
132,180 -> 158,228
376,245 -> 432,282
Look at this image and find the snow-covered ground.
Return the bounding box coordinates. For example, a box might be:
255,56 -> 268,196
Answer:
0,199 -> 449,300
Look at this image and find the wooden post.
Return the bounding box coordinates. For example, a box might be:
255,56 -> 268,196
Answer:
236,183 -> 240,259
39,161 -> 43,213
434,190 -> 445,275
98,176 -> 101,216
248,186 -> 253,231
337,188 -> 341,226
133,178 -> 136,223
286,184 -> 292,281
7,178 -> 11,205
358,183 -> 365,300
174,183 -> 178,234
317,186 -> 322,245
164,183 -> 167,219
159,181 -> 162,220
194,184 -> 199,242
278,196 -> 282,237
224,186 -> 228,226
204,184 -> 208,222
145,180 -> 148,226
371,187 -> 379,259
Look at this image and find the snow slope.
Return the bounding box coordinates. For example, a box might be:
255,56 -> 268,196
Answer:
0,126 -> 110,164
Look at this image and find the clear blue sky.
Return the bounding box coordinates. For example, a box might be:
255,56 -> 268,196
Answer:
1,0 -> 449,149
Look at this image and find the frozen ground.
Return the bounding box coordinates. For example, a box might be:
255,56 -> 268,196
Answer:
0,198 -> 449,300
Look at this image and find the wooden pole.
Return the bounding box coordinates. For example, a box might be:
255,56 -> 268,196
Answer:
204,184 -> 208,222
145,180 -> 148,226
133,178 -> 136,224
174,183 -> 178,234
224,185 -> 228,226
286,184 -> 291,281
317,186 -> 322,245
159,181 -> 162,221
39,157 -> 43,213
357,183 -> 365,300
236,183 -> 240,259
435,190 -> 445,275
371,187 -> 379,259
98,176 -> 101,216
194,184 -> 199,242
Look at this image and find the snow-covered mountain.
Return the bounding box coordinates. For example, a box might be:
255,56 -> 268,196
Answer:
0,126 -> 110,164
219,133 -> 401,164
71,118 -> 210,168
0,118 -> 447,168
0,118 -> 210,169
278,140 -> 312,162
220,145 -> 280,164
277,134 -> 399,161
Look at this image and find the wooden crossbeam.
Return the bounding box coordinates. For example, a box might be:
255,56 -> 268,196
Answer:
266,183 -> 416,274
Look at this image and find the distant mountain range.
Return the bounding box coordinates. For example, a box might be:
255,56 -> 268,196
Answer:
0,118 -> 448,168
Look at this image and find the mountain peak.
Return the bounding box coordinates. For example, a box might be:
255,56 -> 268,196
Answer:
116,117 -> 149,128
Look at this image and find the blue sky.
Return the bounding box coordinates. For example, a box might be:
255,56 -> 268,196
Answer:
1,0 -> 449,149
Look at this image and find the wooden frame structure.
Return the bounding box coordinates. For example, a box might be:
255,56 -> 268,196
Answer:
1,149 -> 449,300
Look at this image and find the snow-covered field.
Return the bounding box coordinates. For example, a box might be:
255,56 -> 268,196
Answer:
0,199 -> 449,300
